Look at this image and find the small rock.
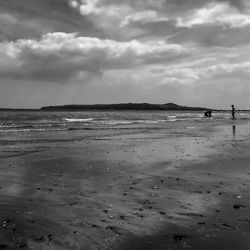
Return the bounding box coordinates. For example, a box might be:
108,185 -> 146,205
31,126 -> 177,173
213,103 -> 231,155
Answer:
233,204 -> 245,209
174,234 -> 186,242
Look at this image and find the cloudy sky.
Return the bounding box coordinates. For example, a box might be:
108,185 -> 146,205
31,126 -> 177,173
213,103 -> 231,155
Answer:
0,0 -> 250,108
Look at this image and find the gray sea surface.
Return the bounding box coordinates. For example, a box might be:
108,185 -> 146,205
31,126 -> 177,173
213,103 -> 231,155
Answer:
0,110 -> 248,133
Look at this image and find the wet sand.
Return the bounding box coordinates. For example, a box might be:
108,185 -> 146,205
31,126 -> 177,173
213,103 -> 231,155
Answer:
1,120 -> 250,249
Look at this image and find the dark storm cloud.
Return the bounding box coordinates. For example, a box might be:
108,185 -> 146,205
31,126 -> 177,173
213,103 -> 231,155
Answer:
0,0 -> 99,41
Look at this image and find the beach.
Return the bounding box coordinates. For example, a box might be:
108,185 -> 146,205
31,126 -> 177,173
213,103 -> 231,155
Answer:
0,111 -> 250,249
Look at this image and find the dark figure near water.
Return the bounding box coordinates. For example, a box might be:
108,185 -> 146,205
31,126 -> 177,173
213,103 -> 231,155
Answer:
204,110 -> 212,118
231,105 -> 235,119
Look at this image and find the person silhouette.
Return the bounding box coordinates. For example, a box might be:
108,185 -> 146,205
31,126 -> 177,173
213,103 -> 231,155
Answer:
204,110 -> 212,118
231,105 -> 235,119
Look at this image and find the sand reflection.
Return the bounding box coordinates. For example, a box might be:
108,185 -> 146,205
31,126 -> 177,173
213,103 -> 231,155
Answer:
232,125 -> 236,137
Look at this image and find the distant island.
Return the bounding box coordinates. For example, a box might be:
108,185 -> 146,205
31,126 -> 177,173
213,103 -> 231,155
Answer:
41,103 -> 210,111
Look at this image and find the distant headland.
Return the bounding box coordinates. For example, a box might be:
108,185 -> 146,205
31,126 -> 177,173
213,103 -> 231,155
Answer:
41,103 -> 210,111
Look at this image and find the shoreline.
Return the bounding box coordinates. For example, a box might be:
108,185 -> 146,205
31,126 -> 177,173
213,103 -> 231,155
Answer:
0,119 -> 250,249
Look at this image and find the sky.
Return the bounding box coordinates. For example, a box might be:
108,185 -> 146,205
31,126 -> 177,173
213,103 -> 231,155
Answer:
0,0 -> 250,109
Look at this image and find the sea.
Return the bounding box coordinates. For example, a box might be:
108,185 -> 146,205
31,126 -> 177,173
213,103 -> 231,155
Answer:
0,110 -> 249,133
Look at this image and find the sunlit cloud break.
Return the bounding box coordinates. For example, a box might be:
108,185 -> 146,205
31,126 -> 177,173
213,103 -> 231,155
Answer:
177,2 -> 250,28
0,32 -> 188,81
69,1 -> 250,29
120,10 -> 169,27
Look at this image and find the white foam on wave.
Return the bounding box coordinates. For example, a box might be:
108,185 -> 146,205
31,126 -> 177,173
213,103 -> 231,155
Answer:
0,128 -> 65,133
64,118 -> 94,122
144,120 -> 164,124
100,119 -> 166,125
102,120 -> 134,125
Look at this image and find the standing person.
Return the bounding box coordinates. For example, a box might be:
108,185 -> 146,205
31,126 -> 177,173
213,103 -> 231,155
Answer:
231,105 -> 235,119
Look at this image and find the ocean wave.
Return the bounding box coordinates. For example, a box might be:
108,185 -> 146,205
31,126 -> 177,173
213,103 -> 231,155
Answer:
1,111 -> 250,134
100,119 -> 165,125
64,118 -> 94,122
102,120 -> 135,125
0,128 -> 66,133
144,120 -> 164,124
